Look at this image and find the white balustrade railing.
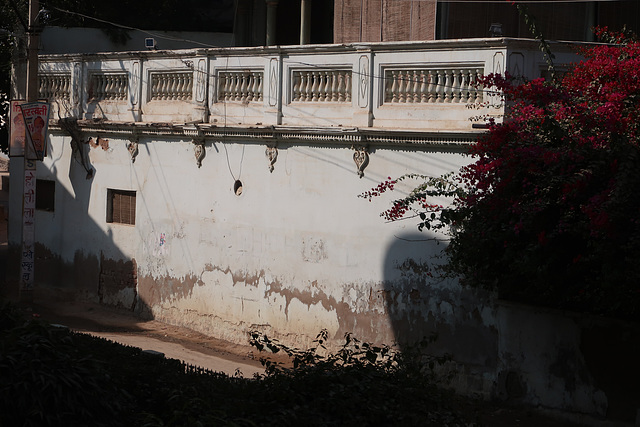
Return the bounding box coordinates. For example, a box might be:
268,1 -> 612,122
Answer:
90,73 -> 128,101
292,69 -> 351,102
384,68 -> 483,104
34,39 -> 573,129
39,74 -> 71,100
150,71 -> 193,101
217,71 -> 263,102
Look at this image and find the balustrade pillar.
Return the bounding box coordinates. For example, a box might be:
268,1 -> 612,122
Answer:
300,0 -> 311,45
266,0 -> 279,46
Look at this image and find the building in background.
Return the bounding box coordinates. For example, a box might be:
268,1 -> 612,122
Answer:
5,1 -> 640,424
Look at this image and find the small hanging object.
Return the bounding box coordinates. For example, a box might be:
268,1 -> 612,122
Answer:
265,144 -> 278,173
193,139 -> 205,168
352,145 -> 369,178
127,138 -> 139,163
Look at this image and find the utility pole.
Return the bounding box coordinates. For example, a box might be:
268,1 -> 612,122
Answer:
19,0 -> 40,303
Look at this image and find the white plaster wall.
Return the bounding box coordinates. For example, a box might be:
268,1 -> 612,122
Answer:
37,131 -> 471,346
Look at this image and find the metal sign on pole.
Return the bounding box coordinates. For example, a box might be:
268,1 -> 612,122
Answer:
20,102 -> 50,161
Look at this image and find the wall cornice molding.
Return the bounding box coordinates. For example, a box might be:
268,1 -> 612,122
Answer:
49,120 -> 479,151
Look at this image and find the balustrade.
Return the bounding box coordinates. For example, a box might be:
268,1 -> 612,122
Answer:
38,74 -> 71,100
217,71 -> 263,102
150,71 -> 193,101
90,73 -> 128,101
291,69 -> 351,103
384,68 -> 483,104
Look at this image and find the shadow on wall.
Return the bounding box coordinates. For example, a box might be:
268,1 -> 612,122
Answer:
382,230 -> 498,384
4,142 -> 152,317
381,233 -> 640,423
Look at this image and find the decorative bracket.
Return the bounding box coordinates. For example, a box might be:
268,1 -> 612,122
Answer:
352,145 -> 369,178
265,144 -> 278,173
127,137 -> 139,163
193,139 -> 206,168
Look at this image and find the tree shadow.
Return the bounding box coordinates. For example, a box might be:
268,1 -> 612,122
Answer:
4,135 -> 152,318
382,230 -> 498,386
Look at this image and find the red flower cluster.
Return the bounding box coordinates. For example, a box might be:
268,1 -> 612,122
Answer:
362,30 -> 640,319
449,31 -> 640,318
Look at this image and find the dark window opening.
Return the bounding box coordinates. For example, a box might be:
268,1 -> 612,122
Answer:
107,189 -> 136,225
36,179 -> 55,212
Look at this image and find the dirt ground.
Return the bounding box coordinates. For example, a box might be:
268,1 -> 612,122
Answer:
26,300 -> 616,427
30,299 -> 266,378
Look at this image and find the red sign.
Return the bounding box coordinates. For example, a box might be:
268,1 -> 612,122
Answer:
9,101 -> 26,157
20,101 -> 50,161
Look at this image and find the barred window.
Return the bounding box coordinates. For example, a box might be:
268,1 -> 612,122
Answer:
107,189 -> 136,225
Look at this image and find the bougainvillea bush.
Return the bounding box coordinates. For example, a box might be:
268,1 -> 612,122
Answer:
364,30 -> 640,320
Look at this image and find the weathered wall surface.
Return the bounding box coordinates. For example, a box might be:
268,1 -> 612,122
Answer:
14,131 -> 640,422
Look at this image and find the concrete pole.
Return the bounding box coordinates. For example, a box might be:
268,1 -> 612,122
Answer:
27,0 -> 39,102
300,0 -> 311,45
20,0 -> 40,303
266,0 -> 279,46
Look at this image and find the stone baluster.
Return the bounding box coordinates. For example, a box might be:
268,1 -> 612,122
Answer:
452,70 -> 461,103
444,69 -> 453,103
247,74 -> 255,101
304,71 -> 312,101
331,71 -> 338,101
323,72 -> 331,101
233,73 -> 242,101
159,74 -> 167,100
107,75 -> 116,99
176,74 -> 184,100
114,75 -> 121,99
220,74 -> 227,101
337,72 -> 345,102
426,70 -> 435,103
186,74 -> 193,100
398,71 -> 407,103
300,72 -> 308,101
311,71 -> 319,101
345,72 -> 351,102
240,73 -> 248,102
179,73 -> 189,100
63,76 -> 70,99
390,71 -> 398,103
100,75 -> 107,99
474,68 -> 483,102
108,75 -> 114,99
433,70 -> 442,103
256,73 -> 263,101
122,75 -> 128,100
412,70 -> 420,103
419,71 -> 428,103
460,69 -> 469,103
318,71 -> 326,102
227,73 -> 234,101
293,72 -> 301,101
38,77 -> 46,99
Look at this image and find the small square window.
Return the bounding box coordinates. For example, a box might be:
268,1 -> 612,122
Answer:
107,189 -> 136,225
36,179 -> 55,212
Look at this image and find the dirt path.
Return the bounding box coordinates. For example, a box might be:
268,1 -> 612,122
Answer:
31,300 -> 265,378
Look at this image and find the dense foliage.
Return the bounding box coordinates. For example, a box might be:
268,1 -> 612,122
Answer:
0,303 -> 472,426
363,30 -> 640,320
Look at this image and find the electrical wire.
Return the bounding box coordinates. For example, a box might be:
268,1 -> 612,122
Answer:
45,0 -> 595,106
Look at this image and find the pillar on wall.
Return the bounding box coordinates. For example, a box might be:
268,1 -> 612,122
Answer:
300,0 -> 311,44
266,0 -> 279,46
234,0 -> 252,46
